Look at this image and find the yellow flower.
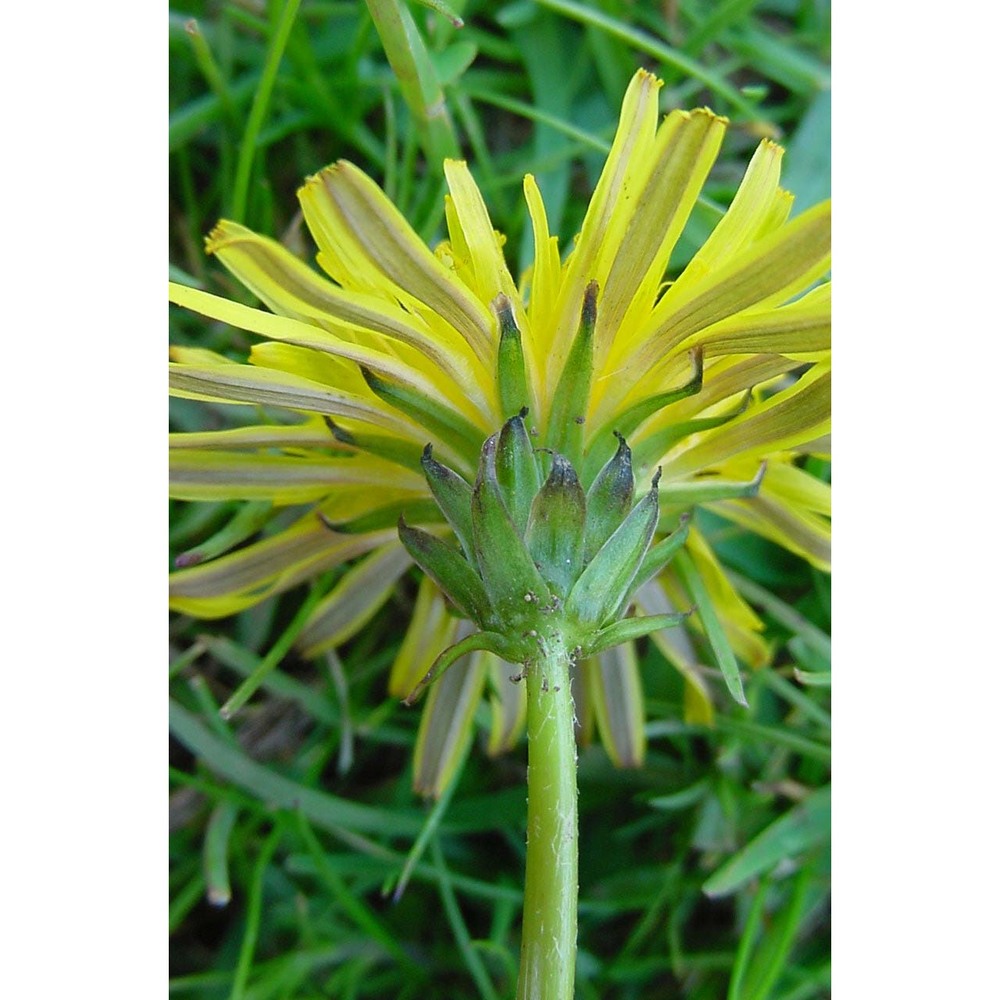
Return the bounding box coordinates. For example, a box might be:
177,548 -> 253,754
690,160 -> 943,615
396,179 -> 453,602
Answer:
169,69 -> 830,795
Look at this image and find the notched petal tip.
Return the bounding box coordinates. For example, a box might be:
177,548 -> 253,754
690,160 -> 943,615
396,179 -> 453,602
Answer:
688,106 -> 730,127
632,67 -> 664,94
204,220 -> 241,255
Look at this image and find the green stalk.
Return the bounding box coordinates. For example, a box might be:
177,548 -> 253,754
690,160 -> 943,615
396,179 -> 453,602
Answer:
517,633 -> 578,1000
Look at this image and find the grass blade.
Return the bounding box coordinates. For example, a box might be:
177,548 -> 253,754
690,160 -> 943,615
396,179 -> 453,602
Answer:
220,575 -> 329,719
230,0 -> 303,221
229,825 -> 282,1000
202,801 -> 239,906
170,700 -> 427,837
531,0 -> 773,127
431,835 -> 502,1000
703,785 -> 830,897
364,0 -> 460,166
674,548 -> 748,707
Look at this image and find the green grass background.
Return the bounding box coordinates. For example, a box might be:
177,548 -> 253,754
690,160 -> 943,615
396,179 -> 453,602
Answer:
169,2 -> 831,997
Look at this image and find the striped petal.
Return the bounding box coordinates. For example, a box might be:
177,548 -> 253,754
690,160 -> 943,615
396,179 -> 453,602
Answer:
485,652 -> 527,756
169,514 -> 397,618
585,642 -> 646,768
298,543 -> 413,657
663,367 -> 831,480
298,162 -> 495,367
169,417 -> 340,452
412,624 -> 486,798
388,577 -> 460,699
597,109 -> 727,365
169,282 -> 485,424
696,283 -> 831,360
635,579 -> 715,725
713,494 -> 831,570
170,448 -> 425,504
630,199 -> 832,372
169,361 -> 415,435
206,220 -> 485,392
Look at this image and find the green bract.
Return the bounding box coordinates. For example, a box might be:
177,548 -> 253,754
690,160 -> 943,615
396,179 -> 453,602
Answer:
398,414 -> 689,702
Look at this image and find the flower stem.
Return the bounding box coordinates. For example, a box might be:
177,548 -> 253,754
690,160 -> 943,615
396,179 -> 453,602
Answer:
517,633 -> 578,1000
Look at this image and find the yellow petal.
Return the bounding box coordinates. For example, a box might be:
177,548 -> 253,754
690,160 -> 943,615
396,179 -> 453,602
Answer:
663,367 -> 831,479
636,199 -> 832,367
685,527 -> 763,634
443,160 -> 520,309
168,345 -> 239,366
674,138 -> 785,287
207,220 -> 485,388
169,362 -> 419,438
635,579 -> 715,725
169,282 -> 486,425
662,561 -> 772,672
298,162 -> 495,366
522,174 -> 561,343
543,69 -> 662,396
598,109 -> 727,362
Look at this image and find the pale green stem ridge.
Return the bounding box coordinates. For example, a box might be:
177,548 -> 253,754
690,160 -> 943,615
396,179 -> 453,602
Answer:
517,633 -> 578,1000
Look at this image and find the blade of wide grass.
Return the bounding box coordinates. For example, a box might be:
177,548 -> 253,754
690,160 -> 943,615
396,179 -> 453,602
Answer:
703,785 -> 830,897
170,700 -> 427,837
739,867 -> 813,1000
364,0 -> 459,167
